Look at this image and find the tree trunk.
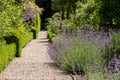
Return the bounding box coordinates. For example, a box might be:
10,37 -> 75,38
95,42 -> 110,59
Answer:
66,3 -> 70,19
72,5 -> 76,14
61,8 -> 65,19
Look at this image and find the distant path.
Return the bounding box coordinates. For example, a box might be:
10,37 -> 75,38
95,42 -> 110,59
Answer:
0,31 -> 73,80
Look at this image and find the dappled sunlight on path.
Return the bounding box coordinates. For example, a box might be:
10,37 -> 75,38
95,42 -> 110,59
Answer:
0,31 -> 72,80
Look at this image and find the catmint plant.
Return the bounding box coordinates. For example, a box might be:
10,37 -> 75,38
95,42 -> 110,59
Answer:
48,28 -> 112,74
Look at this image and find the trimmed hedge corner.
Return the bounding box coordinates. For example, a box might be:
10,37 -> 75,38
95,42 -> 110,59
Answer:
4,29 -> 33,57
0,43 -> 16,73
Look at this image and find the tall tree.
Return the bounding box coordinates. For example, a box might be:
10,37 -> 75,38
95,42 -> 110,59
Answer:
52,0 -> 83,19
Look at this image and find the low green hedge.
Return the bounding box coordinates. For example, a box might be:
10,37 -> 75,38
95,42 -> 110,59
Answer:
0,43 -> 16,72
4,28 -> 33,57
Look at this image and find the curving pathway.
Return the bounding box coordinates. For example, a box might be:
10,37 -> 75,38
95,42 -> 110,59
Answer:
0,31 -> 73,80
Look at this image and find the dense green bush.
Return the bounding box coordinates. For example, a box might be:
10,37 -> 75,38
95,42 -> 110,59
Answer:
0,43 -> 16,72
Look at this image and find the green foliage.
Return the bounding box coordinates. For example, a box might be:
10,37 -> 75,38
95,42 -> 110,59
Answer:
51,0 -> 120,28
86,71 -> 120,80
104,33 -> 120,61
52,0 -> 80,19
0,0 -> 41,57
86,72 -> 105,80
73,0 -> 120,28
21,32 -> 33,48
0,0 -> 15,11
0,43 -> 16,72
0,0 -> 42,38
46,14 -> 61,41
74,1 -> 100,28
0,1 -> 23,37
47,29 -> 56,42
47,13 -> 74,41
98,0 -> 120,26
23,1 -> 43,13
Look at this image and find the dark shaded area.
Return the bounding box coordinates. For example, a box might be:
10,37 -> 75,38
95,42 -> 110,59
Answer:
31,29 -> 37,39
35,0 -> 53,29
106,54 -> 120,73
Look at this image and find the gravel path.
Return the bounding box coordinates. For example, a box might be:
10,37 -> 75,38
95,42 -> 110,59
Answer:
0,31 -> 73,80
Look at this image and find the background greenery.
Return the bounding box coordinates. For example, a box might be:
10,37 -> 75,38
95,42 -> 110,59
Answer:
0,0 -> 42,73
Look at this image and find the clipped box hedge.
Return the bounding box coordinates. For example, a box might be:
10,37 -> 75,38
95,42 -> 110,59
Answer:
32,13 -> 41,39
4,28 -> 33,57
0,43 -> 16,72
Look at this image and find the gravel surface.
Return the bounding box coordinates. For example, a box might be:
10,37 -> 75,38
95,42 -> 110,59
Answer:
0,31 -> 73,80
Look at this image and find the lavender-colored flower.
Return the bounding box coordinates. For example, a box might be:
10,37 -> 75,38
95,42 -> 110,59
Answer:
53,38 -> 60,51
47,45 -> 56,59
47,27 -> 116,75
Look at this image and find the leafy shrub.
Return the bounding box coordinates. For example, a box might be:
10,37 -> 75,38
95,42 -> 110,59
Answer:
74,1 -> 100,29
46,13 -> 74,42
0,43 -> 16,73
